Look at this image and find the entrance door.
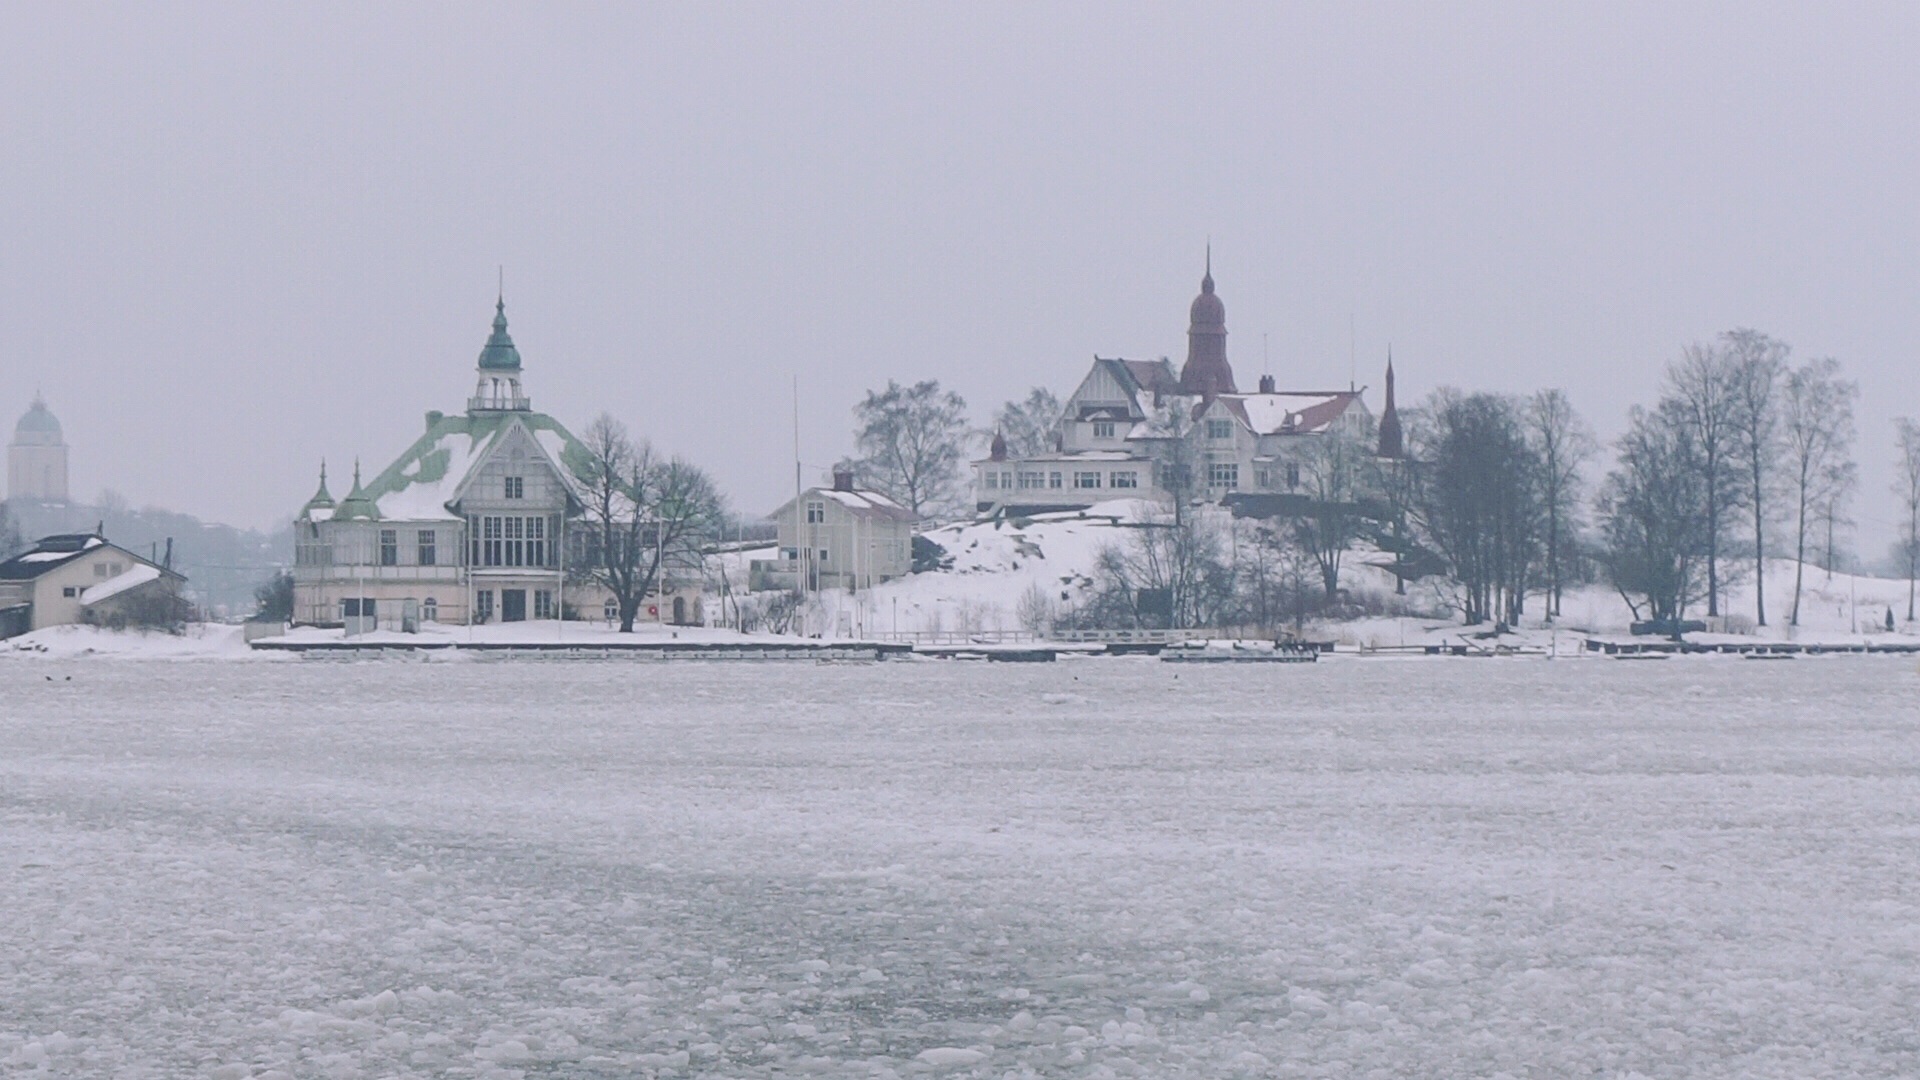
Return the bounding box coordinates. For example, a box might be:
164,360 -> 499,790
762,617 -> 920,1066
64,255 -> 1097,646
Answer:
672,596 -> 686,625
501,589 -> 527,622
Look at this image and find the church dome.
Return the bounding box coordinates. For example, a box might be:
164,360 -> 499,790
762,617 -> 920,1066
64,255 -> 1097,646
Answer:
13,397 -> 62,443
1189,272 -> 1225,330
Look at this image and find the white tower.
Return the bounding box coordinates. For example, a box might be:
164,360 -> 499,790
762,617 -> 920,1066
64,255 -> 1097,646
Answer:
8,395 -> 69,503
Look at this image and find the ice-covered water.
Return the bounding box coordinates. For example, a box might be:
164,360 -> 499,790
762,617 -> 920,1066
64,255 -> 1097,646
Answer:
4,656 -> 1919,1078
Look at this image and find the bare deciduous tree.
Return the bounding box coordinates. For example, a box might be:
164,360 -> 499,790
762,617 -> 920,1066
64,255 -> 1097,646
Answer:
1724,329 -> 1788,625
991,387 -> 1062,458
1413,391 -> 1543,626
1287,425 -> 1372,599
1598,400 -> 1709,629
576,413 -> 728,633
1780,359 -> 1857,626
1665,343 -> 1745,616
1526,388 -> 1594,621
854,379 -> 970,520
1089,505 -> 1229,629
1894,417 -> 1920,621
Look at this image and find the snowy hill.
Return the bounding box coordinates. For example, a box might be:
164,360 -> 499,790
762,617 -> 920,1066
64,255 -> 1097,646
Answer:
724,500 -> 1920,648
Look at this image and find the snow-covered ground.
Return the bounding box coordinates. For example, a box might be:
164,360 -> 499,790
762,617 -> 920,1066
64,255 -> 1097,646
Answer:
1,623 -> 261,660
5,659 -> 1920,1077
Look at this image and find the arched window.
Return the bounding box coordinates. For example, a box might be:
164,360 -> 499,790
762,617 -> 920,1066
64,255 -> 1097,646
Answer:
603,599 -> 618,622
421,597 -> 438,623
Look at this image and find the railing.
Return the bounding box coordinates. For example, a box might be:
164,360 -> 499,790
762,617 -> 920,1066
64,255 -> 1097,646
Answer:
467,396 -> 531,412
869,629 -> 1038,644
297,565 -> 465,582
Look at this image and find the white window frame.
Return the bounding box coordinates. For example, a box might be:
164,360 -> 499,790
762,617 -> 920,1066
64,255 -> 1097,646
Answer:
1073,471 -> 1102,489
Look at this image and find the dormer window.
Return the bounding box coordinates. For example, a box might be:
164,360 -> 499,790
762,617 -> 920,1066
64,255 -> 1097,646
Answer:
1092,421 -> 1116,439
504,476 -> 524,499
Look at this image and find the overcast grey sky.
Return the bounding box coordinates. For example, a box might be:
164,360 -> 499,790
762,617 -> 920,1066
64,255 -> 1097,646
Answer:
3,3 -> 1916,545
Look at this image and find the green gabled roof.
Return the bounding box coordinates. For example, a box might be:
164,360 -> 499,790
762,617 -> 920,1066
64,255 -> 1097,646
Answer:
353,409 -> 597,521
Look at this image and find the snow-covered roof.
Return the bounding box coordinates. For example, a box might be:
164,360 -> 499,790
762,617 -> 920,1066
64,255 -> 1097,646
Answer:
80,563 -> 162,606
348,411 -> 595,522
1217,391 -> 1363,436
0,535 -> 106,579
770,487 -> 917,523
973,450 -> 1146,465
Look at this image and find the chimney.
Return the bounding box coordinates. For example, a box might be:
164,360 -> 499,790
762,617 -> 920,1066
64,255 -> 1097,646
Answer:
426,410 -> 444,430
832,469 -> 855,492
1258,374 -> 1275,394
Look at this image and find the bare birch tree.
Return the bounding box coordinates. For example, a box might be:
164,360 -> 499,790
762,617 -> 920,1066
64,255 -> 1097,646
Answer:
1894,417 -> 1920,621
1723,329 -> 1788,625
1781,359 -> 1857,626
1525,389 -> 1594,621
854,380 -> 970,520
1664,343 -> 1745,616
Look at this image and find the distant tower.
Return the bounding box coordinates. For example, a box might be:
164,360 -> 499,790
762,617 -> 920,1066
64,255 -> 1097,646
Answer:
1376,353 -> 1404,459
8,395 -> 70,503
1178,247 -> 1237,396
469,293 -> 530,413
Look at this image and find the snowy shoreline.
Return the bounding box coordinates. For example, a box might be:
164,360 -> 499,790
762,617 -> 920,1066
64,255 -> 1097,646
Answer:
9,619 -> 1920,662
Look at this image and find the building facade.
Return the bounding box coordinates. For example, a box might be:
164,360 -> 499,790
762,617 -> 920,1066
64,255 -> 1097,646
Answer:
8,396 -> 70,504
0,532 -> 187,638
754,472 -> 915,592
973,258 -> 1378,516
292,298 -> 703,630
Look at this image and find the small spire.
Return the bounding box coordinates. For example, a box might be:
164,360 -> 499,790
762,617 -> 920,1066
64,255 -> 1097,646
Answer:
1202,241 -> 1214,293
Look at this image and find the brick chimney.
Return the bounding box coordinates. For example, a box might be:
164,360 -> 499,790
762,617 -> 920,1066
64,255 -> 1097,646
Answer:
1258,374 -> 1275,394
832,469 -> 855,492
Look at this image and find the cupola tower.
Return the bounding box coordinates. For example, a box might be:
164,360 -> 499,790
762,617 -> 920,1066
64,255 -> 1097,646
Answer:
1178,247 -> 1236,396
469,295 -> 530,413
8,395 -> 70,503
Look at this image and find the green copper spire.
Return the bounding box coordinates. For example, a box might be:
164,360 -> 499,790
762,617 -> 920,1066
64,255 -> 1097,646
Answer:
333,459 -> 382,521
304,461 -> 334,509
476,296 -> 522,372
